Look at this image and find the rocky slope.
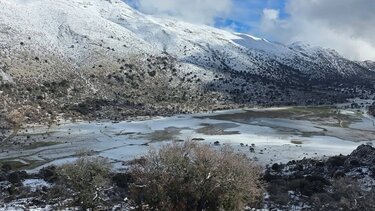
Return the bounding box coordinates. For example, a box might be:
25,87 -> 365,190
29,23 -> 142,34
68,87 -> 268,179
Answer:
0,0 -> 375,129
264,144 -> 375,210
360,61 -> 375,72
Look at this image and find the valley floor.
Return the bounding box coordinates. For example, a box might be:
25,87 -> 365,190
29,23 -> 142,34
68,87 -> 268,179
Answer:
1,101 -> 374,172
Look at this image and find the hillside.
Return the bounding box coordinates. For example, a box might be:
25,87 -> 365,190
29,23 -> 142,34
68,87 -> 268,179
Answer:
0,0 -> 375,127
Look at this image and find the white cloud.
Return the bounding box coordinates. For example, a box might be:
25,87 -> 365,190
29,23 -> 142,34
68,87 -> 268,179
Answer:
258,0 -> 375,61
260,8 -> 283,32
133,0 -> 233,25
262,8 -> 279,21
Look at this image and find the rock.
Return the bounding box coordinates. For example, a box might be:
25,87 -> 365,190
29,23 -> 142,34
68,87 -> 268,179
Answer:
326,155 -> 346,168
315,161 -> 325,167
349,159 -> 360,167
271,163 -> 281,172
38,166 -> 58,183
368,105 -> 375,117
31,198 -> 46,207
333,170 -> 346,179
7,171 -> 28,186
345,144 -> 375,167
0,172 -> 7,182
1,164 -> 12,173
295,164 -> 304,171
112,173 -> 133,189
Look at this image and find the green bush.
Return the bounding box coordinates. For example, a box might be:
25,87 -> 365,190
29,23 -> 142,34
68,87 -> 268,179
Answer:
128,141 -> 264,210
54,157 -> 112,209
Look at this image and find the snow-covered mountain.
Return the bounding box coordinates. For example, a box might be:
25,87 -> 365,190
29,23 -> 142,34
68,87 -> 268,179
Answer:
360,61 -> 375,72
0,0 -> 374,121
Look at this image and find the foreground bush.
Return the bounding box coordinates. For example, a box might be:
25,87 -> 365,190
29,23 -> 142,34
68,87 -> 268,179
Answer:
53,157 -> 112,209
128,141 -> 264,210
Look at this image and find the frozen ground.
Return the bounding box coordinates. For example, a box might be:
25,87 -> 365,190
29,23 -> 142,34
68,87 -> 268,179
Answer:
1,106 -> 374,171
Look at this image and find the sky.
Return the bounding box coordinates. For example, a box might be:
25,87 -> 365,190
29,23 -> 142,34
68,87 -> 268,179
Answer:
124,0 -> 375,61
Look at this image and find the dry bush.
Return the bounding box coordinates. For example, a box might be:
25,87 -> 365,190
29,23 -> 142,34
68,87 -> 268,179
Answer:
6,109 -> 25,129
128,141 -> 264,210
53,157 -> 112,209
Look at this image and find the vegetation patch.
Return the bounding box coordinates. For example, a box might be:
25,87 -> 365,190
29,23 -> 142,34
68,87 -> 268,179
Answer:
0,160 -> 30,170
207,106 -> 362,128
196,123 -> 240,135
290,140 -> 303,145
22,141 -> 60,150
51,157 -> 112,209
0,158 -> 43,171
127,141 -> 264,210
145,127 -> 183,141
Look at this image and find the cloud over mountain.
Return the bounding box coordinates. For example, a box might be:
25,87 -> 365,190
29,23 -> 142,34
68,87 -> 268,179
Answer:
130,0 -> 232,25
259,0 -> 375,61
127,0 -> 375,61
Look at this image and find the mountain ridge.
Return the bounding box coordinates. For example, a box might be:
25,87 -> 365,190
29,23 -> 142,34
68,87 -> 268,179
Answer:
0,0 -> 374,127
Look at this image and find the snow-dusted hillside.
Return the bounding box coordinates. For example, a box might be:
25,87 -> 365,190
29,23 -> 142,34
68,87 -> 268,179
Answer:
1,0 -> 373,80
0,0 -> 374,123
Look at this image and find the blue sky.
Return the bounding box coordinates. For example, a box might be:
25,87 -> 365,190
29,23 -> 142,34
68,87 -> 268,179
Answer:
214,0 -> 288,33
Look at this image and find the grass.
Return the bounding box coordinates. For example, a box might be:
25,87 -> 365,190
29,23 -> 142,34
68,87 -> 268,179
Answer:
0,158 -> 46,171
114,132 -> 136,136
207,106 -> 362,129
196,123 -> 240,135
22,141 -> 60,150
0,160 -> 30,170
300,131 -> 325,137
147,127 -> 182,142
291,140 -> 303,145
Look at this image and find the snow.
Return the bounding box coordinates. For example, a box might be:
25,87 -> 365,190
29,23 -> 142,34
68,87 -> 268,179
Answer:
0,70 -> 13,83
340,110 -> 356,115
0,0 -> 367,84
22,179 -> 51,192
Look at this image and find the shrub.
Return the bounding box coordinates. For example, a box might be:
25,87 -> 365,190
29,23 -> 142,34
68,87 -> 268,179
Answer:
128,141 -> 264,210
326,155 -> 346,167
54,157 -> 112,209
368,105 -> 375,117
6,109 -> 25,129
